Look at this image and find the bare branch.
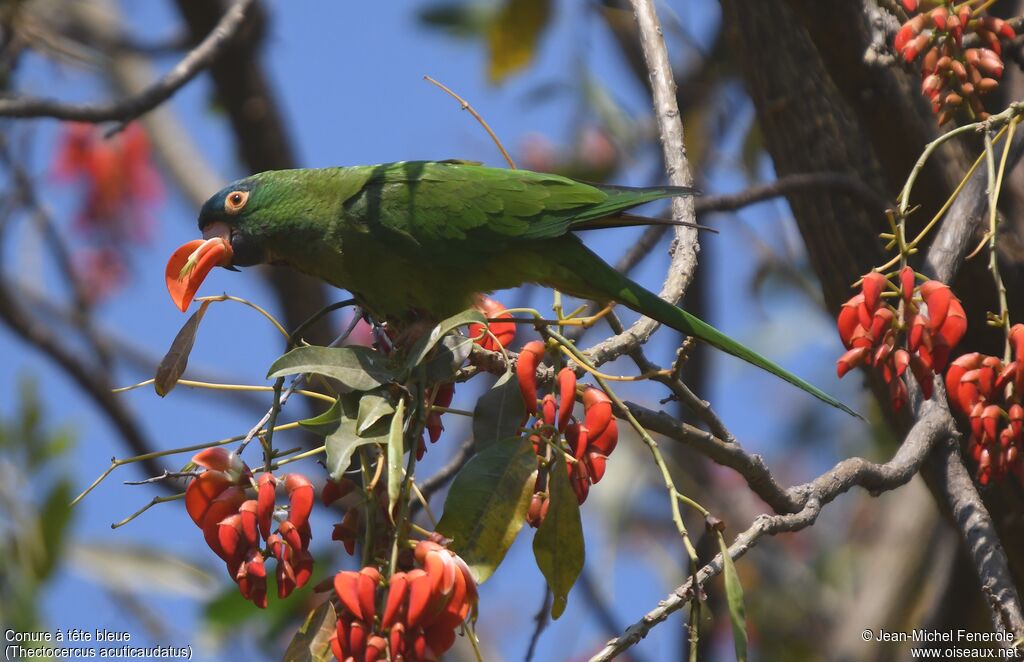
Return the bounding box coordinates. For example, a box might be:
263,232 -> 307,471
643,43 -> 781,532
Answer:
417,436 -> 475,505
0,0 -> 255,123
626,404 -> 797,513
0,270 -> 167,480
585,0 -> 699,367
917,128 -> 1024,640
929,439 -> 1024,636
694,172 -> 893,217
590,398 -> 955,661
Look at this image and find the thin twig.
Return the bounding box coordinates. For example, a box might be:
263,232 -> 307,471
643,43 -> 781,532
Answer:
111,493 -> 184,529
524,588 -> 553,662
0,0 -> 256,123
237,307 -> 362,454
590,398 -> 954,661
573,0 -> 700,369
423,75 -> 516,169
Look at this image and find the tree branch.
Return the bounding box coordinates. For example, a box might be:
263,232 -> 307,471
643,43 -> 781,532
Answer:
590,397 -> 955,661
918,126 -> 1024,640
0,0 -> 255,123
0,270 -> 167,480
694,172 -> 893,217
585,0 -> 699,368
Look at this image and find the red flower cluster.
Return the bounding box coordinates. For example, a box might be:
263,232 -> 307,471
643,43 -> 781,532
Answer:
469,296 -> 516,352
517,341 -> 619,525
54,123 -> 162,236
946,325 -> 1024,485
895,1 -> 1015,124
184,448 -> 314,608
53,123 -> 163,301
837,269 -> 966,410
330,541 -> 478,661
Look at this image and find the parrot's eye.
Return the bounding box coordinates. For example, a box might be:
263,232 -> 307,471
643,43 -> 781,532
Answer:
224,190 -> 249,214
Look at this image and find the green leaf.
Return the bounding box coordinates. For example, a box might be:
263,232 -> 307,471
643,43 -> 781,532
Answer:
154,300 -> 211,396
533,455 -> 584,619
268,346 -> 395,391
387,398 -> 406,514
401,309 -> 485,376
436,436 -> 536,583
423,335 -> 474,383
325,425 -> 380,483
472,371 -> 526,449
283,600 -> 336,662
36,479 -> 74,580
357,392 -> 395,434
299,399 -> 344,436
718,531 -> 748,662
302,397 -> 387,481
486,0 -> 552,84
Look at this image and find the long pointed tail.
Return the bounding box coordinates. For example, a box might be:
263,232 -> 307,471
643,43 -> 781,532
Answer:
554,239 -> 860,418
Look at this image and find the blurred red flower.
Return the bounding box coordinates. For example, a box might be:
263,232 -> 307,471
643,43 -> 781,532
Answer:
52,122 -> 163,301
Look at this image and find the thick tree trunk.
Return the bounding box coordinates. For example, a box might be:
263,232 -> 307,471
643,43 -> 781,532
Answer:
720,0 -> 1024,646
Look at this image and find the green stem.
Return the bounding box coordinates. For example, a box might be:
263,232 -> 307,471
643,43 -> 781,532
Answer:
261,376 -> 285,472
359,446 -> 377,565
195,294 -> 289,339
985,118 -> 1018,362
287,298 -> 357,349
270,445 -> 326,469
389,375 -> 427,579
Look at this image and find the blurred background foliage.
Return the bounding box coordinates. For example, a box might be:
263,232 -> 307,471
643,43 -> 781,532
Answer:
2,0 -> 1022,660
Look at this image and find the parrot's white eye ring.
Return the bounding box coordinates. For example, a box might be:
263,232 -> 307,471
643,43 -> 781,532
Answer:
225,190 -> 249,214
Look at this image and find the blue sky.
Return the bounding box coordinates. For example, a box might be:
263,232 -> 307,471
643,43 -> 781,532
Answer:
1,1 -> 868,660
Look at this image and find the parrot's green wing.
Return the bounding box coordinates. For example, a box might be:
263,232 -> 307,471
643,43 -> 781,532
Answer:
342,162 -> 857,417
347,161 -> 693,244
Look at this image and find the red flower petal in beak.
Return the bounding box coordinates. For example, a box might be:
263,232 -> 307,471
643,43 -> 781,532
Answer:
166,237 -> 233,312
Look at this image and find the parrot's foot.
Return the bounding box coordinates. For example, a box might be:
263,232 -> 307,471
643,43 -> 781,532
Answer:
384,316 -> 438,353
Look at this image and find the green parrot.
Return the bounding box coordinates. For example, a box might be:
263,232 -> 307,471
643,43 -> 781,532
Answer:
167,160 -> 855,416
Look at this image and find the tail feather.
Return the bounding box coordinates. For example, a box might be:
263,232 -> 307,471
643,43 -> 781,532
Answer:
573,213 -> 717,233
629,286 -> 859,418
564,185 -> 699,228
553,239 -> 860,418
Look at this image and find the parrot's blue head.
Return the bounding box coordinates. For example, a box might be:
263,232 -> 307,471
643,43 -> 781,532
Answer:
196,176 -> 268,268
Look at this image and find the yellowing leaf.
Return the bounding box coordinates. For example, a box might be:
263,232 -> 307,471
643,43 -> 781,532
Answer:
436,436 -> 536,583
154,300 -> 211,396
718,531 -> 748,662
283,600 -> 336,662
533,455 -> 583,619
387,398 -> 406,515
486,0 -> 552,84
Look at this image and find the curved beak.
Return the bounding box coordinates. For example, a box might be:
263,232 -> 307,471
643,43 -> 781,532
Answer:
165,228 -> 234,312
203,220 -> 240,271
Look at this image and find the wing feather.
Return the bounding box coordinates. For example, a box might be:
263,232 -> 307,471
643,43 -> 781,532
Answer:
344,161 -> 692,246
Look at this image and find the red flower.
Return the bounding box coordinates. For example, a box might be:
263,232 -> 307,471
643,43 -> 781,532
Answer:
54,123 -> 162,240
469,296 -> 516,351
836,268 -> 965,410
947,325 -> 1024,486
330,543 -> 478,661
183,449 -> 315,607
